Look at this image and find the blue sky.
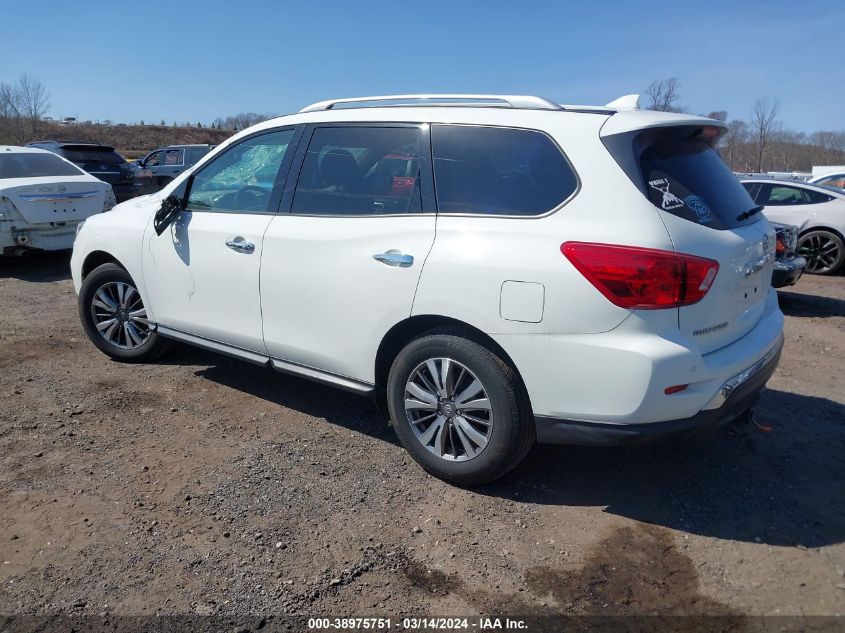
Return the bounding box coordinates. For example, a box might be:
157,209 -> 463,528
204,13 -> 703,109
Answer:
2,0 -> 842,131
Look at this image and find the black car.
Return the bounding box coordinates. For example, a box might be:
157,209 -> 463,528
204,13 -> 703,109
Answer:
26,141 -> 139,202
771,222 -> 806,288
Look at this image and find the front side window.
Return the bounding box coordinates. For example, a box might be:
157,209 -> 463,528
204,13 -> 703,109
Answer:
0,152 -> 84,178
164,149 -> 184,166
431,125 -> 577,216
291,126 -> 424,215
145,151 -> 162,167
187,129 -> 294,213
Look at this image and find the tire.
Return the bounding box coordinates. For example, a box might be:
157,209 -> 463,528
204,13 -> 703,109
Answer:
387,329 -> 535,486
78,263 -> 171,362
799,230 -> 845,275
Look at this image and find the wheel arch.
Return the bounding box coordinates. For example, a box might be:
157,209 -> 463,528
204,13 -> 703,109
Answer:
798,225 -> 845,242
374,315 -> 528,396
81,250 -> 127,279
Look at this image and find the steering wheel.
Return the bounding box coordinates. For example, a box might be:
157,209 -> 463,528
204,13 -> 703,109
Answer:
233,185 -> 269,211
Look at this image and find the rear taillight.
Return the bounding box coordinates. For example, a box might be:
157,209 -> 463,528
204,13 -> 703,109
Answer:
561,242 -> 719,309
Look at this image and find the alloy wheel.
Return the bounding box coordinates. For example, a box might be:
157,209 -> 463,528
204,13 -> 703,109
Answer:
90,281 -> 151,350
403,357 -> 493,462
800,232 -> 842,274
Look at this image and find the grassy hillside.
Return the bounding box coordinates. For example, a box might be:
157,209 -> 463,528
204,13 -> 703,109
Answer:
27,122 -> 234,159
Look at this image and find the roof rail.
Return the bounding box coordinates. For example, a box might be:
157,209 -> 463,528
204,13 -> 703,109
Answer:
299,94 -> 563,113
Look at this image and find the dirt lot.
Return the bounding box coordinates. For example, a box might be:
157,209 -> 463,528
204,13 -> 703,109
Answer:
1,253 -> 843,629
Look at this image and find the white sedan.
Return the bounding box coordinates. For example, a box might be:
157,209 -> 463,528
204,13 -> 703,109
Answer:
1,145 -> 115,255
741,178 -> 845,274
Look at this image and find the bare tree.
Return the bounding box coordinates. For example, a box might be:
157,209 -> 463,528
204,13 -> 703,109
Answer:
15,75 -> 49,138
720,119 -> 749,171
751,96 -> 780,172
0,82 -> 26,143
646,78 -> 684,112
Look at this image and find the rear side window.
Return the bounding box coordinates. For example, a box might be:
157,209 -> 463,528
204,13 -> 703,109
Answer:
757,184 -> 832,206
0,152 -> 83,178
164,149 -> 184,165
432,125 -> 577,216
292,126 -> 425,215
640,137 -> 758,230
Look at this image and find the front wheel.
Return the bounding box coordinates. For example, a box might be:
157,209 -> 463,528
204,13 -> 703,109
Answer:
387,330 -> 535,486
78,263 -> 171,362
799,230 -> 845,275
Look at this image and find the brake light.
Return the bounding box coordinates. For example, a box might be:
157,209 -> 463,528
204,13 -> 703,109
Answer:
561,242 -> 719,309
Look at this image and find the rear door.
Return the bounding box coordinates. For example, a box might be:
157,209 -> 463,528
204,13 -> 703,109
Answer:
161,148 -> 186,180
260,123 -> 436,383
637,131 -> 775,354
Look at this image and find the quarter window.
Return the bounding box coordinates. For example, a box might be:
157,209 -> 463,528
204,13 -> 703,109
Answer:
291,126 -> 424,215
431,125 -> 577,216
187,129 -> 294,213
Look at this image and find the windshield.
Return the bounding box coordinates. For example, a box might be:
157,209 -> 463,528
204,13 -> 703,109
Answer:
640,137 -> 760,230
0,152 -> 84,178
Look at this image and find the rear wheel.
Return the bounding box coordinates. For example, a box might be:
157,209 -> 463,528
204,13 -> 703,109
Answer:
79,263 -> 171,362
387,330 -> 534,486
799,230 -> 844,274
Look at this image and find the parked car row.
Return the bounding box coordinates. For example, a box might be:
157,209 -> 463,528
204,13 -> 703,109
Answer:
25,140 -> 215,199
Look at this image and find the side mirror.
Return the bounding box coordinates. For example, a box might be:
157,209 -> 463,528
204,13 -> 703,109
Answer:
153,195 -> 183,236
153,175 -> 193,236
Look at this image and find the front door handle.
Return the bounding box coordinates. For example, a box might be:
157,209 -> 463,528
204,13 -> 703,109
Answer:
373,250 -> 414,267
226,236 -> 255,254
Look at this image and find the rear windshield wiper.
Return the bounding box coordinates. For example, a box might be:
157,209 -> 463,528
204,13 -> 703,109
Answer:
736,205 -> 764,222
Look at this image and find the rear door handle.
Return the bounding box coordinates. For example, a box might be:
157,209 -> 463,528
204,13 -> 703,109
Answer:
226,236 -> 255,254
373,251 -> 414,267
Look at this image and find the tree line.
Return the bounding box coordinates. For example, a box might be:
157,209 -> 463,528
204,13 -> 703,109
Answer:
4,74 -> 844,173
646,78 -> 845,173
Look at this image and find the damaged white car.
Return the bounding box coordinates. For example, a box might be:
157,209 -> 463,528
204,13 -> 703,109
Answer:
1,145 -> 116,256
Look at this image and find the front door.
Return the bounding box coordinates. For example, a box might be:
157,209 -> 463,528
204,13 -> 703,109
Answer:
142,128 -> 297,352
260,124 -> 436,383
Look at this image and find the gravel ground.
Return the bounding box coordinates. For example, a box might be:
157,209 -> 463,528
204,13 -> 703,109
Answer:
0,253 -> 843,629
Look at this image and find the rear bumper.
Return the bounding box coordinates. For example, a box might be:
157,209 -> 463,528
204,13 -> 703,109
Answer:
535,336 -> 782,446
772,256 -> 805,288
1,222 -> 79,252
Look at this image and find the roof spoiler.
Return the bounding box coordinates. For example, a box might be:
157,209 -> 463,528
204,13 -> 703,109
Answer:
604,94 -> 640,111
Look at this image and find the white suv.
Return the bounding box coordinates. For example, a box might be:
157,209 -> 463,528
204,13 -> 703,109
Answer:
71,94 -> 784,485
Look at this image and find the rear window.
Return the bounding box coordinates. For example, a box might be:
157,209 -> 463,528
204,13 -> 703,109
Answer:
640,137 -> 759,230
58,146 -> 125,165
0,152 -> 84,178
432,125 -> 577,216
